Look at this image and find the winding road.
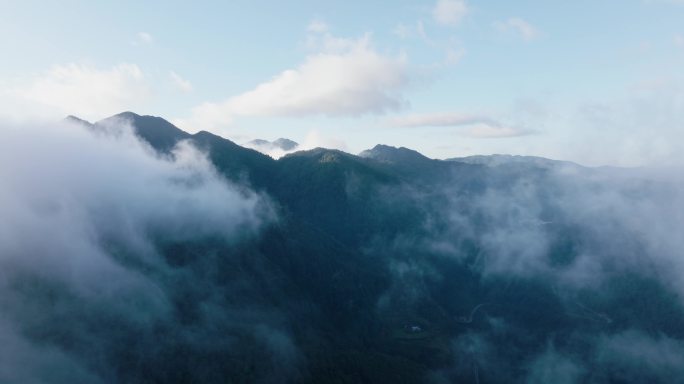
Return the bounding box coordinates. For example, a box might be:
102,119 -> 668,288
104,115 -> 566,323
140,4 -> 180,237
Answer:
455,303 -> 488,324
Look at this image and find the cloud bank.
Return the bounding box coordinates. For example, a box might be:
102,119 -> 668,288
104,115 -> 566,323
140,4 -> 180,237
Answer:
169,70 -> 193,93
494,18 -> 540,41
8,63 -> 150,121
0,118 -> 296,383
132,32 -> 154,46
178,33 -> 409,131
432,0 -> 469,27
365,157 -> 684,382
389,112 -> 534,138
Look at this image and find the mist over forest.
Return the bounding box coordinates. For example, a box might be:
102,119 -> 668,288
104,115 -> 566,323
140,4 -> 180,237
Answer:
1,112 -> 683,383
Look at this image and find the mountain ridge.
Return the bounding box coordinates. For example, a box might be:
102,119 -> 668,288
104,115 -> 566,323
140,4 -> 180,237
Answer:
71,111 -> 581,168
39,111 -> 684,383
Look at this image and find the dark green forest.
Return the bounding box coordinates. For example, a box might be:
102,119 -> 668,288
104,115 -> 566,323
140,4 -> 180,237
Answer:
2,112 -> 683,384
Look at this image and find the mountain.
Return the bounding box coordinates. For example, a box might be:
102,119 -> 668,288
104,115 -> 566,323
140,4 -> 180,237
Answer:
96,111 -> 191,153
360,144 -> 475,185
64,115 -> 94,127
273,138 -> 299,151
448,153 -> 582,171
90,111 -> 276,189
40,112 -> 684,384
247,138 -> 271,147
246,137 -> 300,155
189,130 -> 277,190
359,144 -> 431,164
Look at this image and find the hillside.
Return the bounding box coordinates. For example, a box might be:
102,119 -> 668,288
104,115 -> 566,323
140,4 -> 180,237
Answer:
1,112 -> 681,384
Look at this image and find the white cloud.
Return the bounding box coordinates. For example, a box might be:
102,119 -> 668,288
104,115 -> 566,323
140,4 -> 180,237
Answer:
393,21 -> 465,67
133,32 -> 154,45
243,141 -> 294,159
569,77 -> 684,166
300,129 -> 348,152
432,0 -> 469,27
0,118 -> 274,382
9,63 -> 149,121
675,34 -> 684,48
390,112 -> 490,128
169,70 -> 193,93
393,21 -> 429,41
494,17 -> 540,41
393,23 -> 414,39
464,123 -> 532,138
389,112 -> 533,138
307,19 -> 329,34
444,46 -> 466,65
179,34 -> 409,131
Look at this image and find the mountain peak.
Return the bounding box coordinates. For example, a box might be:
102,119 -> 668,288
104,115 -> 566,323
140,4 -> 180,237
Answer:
248,139 -> 271,146
359,144 -> 430,164
95,112 -> 190,152
244,137 -> 300,157
112,111 -> 141,119
272,138 -> 299,151
64,115 -> 93,127
448,154 -> 582,170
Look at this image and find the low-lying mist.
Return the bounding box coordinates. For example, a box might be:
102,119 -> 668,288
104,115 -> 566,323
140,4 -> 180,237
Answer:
0,119 -> 298,383
1,115 -> 683,383
368,161 -> 684,383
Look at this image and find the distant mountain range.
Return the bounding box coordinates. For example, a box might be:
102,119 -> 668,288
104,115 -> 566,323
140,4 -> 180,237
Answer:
42,111 -> 684,384
67,112 -> 583,171
244,137 -> 300,157
247,137 -> 299,151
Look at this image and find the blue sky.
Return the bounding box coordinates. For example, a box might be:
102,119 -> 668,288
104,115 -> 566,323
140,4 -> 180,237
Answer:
1,0 -> 683,165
